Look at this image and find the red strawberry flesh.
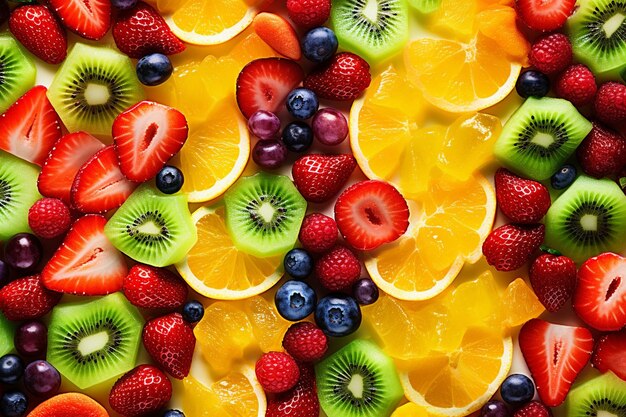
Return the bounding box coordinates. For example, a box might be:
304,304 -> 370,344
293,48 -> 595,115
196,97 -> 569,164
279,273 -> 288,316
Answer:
592,330 -> 626,381
49,0 -> 111,40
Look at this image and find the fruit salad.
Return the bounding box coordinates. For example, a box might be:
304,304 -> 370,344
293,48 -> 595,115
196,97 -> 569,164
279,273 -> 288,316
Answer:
0,0 -> 626,416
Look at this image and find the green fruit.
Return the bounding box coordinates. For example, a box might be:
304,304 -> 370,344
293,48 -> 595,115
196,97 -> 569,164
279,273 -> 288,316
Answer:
409,0 -> 440,13
0,312 -> 15,357
566,371 -> 626,417
0,35 -> 36,114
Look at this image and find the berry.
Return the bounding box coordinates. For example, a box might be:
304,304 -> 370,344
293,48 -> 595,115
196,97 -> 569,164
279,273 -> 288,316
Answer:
292,154 -> 357,203
282,322 -> 328,362
528,33 -> 572,74
255,351 -> 300,393
252,12 -> 301,61
495,168 -> 551,223
111,0 -> 137,9
282,121 -> 314,153
0,260 -> 8,289
312,107 -> 348,146
156,165 -> 184,194
481,400 -> 510,417
592,330 -> 626,381
248,110 -> 281,140
14,321 -> 47,358
163,410 -> 185,417
302,27 -> 338,63
0,275 -> 61,321
275,280 -> 317,321
0,391 -> 28,417
284,248 -> 314,279
23,360 -> 61,397
28,198 -> 71,239
136,53 -> 173,86
315,294 -> 361,337
266,364 -> 319,417
9,5 -> 67,65
482,223 -> 545,272
109,365 -> 172,417
516,0 -> 576,31
529,253 -> 577,312
577,123 -> 626,179
123,264 -> 188,310
142,313 -> 196,379
286,88 -> 319,120
304,52 -> 371,101
252,139 -> 288,169
4,233 -> 42,271
514,401 -> 552,417
315,245 -> 361,292
0,355 -> 24,385
550,165 -> 576,190
515,70 -> 550,98
555,64 -> 597,107
298,213 -> 338,253
353,278 -> 379,305
500,374 -> 535,407
48,0 -> 110,39
181,300 -> 204,324
595,82 -> 626,125
286,0 -> 331,29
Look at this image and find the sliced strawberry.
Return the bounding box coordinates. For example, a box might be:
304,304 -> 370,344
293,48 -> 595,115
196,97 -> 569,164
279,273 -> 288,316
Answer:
0,86 -> 61,166
592,330 -> 626,381
236,58 -> 304,119
41,215 -> 128,295
38,132 -> 105,203
71,146 -> 138,214
334,180 -> 410,251
516,0 -> 576,32
573,252 -> 626,331
519,318 -> 594,407
48,0 -> 110,40
113,101 -> 188,182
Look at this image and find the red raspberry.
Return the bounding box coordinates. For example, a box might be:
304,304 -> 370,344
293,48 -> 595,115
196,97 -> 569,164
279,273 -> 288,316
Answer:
299,213 -> 338,253
577,123 -> 626,178
555,64 -> 597,107
528,34 -> 572,74
514,401 -> 553,417
595,82 -> 626,125
286,0 -> 331,29
315,245 -> 361,291
282,322 -> 328,362
27,198 -> 71,239
255,351 -> 300,394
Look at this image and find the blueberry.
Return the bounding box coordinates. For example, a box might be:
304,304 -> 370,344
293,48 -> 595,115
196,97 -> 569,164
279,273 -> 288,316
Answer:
315,294 -> 361,337
353,278 -> 379,305
282,121 -> 314,153
182,300 -> 204,323
302,27 -> 339,63
111,0 -> 137,9
163,409 -> 185,417
0,354 -> 24,385
481,400 -> 510,417
551,164 -> 577,190
156,165 -> 184,194
286,88 -> 319,120
516,70 -> 550,98
136,53 -> 173,86
275,280 -> 317,321
0,391 -> 28,417
283,248 -> 313,279
500,374 -> 535,406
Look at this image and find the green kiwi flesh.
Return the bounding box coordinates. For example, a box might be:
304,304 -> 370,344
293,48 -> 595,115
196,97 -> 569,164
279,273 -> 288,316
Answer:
0,312 -> 15,357
566,371 -> 626,417
104,185 -> 197,267
545,175 -> 626,263
0,150 -> 42,241
47,43 -> 144,137
409,0 -> 440,13
331,0 -> 409,63
224,172 -> 307,258
567,0 -> 626,75
316,339 -> 403,417
47,293 -> 143,389
493,97 -> 592,181
0,35 -> 36,114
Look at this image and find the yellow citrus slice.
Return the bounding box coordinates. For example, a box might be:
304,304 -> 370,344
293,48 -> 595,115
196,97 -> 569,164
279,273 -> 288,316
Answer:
175,205 -> 283,299
391,402 -> 429,417
500,277 -> 545,328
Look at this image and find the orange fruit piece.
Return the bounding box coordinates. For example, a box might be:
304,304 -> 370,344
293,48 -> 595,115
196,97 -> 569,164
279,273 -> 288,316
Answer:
500,278 -> 545,328
27,393 -> 109,417
253,12 -> 301,60
477,6 -> 530,63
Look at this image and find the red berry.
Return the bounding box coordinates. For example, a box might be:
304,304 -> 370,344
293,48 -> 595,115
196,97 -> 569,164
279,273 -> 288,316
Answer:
286,0 -> 331,29
282,322 -> 328,362
516,0 -> 576,31
529,253 -> 577,312
514,401 -> 553,417
255,351 -> 300,394
292,154 -> 357,203
595,82 -> 626,125
123,264 -> 188,310
482,223 -> 545,271
592,330 -> 626,381
0,275 -> 61,321
304,52 -> 371,101
315,245 -> 361,292
142,313 -> 196,379
528,33 -> 572,74
555,64 -> 597,107
298,213 -> 338,253
495,168 -> 551,224
109,365 -> 172,417
49,0 -> 110,40
266,364 -> 319,417
28,198 -> 71,239
9,5 -> 67,65
576,123 -> 626,179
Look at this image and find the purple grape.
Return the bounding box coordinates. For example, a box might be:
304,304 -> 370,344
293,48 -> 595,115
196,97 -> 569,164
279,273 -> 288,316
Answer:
111,0 -> 137,10
14,321 -> 47,358
4,234 -> 42,271
481,400 -> 510,417
23,360 -> 61,398
248,110 -> 281,140
252,139 -> 287,169
0,260 -> 9,289
312,108 -> 348,146
353,278 -> 379,305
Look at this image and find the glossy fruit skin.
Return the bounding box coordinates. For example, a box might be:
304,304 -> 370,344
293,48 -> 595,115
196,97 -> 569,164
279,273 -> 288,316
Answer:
353,278 -> 379,305
122,264 -> 188,310
286,88 -> 319,120
282,322 -> 328,362
0,260 -> 9,289
312,107 -> 348,146
315,246 -> 361,292
252,139 -> 287,169
500,374 -> 535,406
182,300 -> 204,324
516,0 -> 575,31
248,110 -> 281,140
304,52 -> 371,101
142,313 -> 195,379
494,169 -> 551,224
298,213 -> 338,253
0,355 -> 24,385
255,351 -> 300,393
156,165 -> 184,194
595,82 -> 626,125
577,123 -> 626,179
550,165 -> 576,190
136,53 -> 173,86
4,233 -> 42,271
286,0 -> 331,29
282,121 -> 314,153
516,71 -> 550,99
23,360 -> 61,398
482,223 -> 545,271
109,365 -> 172,417
528,33 -> 572,74
275,280 -> 317,321
529,253 -> 577,312
315,294 -> 361,337
9,5 -> 67,65
28,198 -> 72,239
513,401 -> 552,417
112,0 -> 137,9
0,275 -> 61,321
592,330 -> 626,380
481,400 -> 510,417
163,410 -> 185,417
283,248 -> 313,279
14,321 -> 47,358
266,364 -> 319,417
292,154 -> 357,203
0,391 -> 28,417
302,27 -> 338,63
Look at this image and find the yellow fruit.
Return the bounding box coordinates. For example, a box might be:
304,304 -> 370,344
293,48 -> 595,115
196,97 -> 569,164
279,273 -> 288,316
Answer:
429,0 -> 477,40
500,278 -> 545,328
391,402 -> 429,417
176,205 -> 283,299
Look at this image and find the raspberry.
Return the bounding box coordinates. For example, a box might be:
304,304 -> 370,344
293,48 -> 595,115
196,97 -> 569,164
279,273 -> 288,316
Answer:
528,34 -> 572,74
514,401 -> 553,417
27,198 -> 71,239
555,64 -> 597,107
255,351 -> 300,394
286,0 -> 331,29
595,82 -> 626,125
282,322 -> 328,362
577,123 -> 626,178
298,213 -> 338,253
315,245 -> 361,291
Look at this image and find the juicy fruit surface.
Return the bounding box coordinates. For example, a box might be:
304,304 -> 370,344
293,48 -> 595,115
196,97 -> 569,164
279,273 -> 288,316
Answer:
0,35 -> 36,114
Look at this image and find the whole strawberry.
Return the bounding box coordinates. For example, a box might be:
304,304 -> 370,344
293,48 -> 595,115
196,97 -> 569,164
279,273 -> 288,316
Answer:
495,168 -> 551,223
530,253 -> 577,312
282,322 -> 328,362
255,351 -> 300,394
298,213 -> 338,253
266,364 -> 319,417
28,198 -> 72,239
514,401 -> 553,417
109,365 -> 172,417
577,123 -> 626,178
304,52 -> 371,101
123,264 -> 188,310
0,275 -> 61,321
528,33 -> 572,75
555,64 -> 597,107
315,245 -> 361,291
292,154 -> 356,203
142,313 -> 195,379
595,82 -> 626,125
482,223 -> 545,271
9,5 -> 67,65
286,0 -> 331,29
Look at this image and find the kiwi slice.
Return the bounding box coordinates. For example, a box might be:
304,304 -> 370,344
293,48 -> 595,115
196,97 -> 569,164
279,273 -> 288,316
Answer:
316,339 -> 403,417
0,150 -> 42,241
224,172 -> 307,258
409,0 -> 440,13
567,0 -> 626,75
545,175 -> 626,263
330,0 -> 409,63
0,312 -> 15,357
104,185 -> 197,267
0,35 -> 36,114
47,43 -> 144,137
493,97 -> 593,181
47,293 -> 143,390
566,371 -> 626,417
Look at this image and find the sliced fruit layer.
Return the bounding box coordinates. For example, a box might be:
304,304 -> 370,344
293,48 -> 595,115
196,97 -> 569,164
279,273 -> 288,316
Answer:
592,330 -> 626,381
565,372 -> 626,417
0,35 -> 36,114
27,393 -> 109,417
